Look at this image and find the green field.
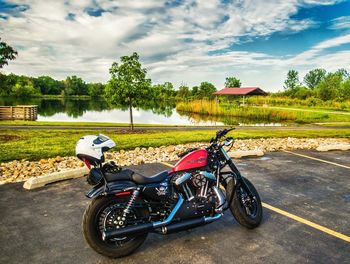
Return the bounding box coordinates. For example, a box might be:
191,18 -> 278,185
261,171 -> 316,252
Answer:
176,100 -> 350,124
1,129 -> 350,162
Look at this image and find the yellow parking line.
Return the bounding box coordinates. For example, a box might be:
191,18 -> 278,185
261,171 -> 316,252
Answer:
158,160 -> 350,243
262,202 -> 350,243
282,150 -> 350,169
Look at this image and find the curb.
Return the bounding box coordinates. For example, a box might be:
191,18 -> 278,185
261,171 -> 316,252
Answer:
23,167 -> 89,190
229,149 -> 264,159
316,144 -> 350,152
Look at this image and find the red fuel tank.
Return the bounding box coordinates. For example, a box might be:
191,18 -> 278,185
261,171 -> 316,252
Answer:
170,149 -> 208,173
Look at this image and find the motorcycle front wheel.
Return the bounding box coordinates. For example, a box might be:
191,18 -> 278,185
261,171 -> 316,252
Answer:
82,195 -> 148,258
230,177 -> 263,229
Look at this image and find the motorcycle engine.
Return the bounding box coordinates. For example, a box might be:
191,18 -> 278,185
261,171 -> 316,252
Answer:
172,171 -> 217,219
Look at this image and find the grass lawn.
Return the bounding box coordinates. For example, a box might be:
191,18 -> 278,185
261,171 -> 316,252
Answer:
1,129 -> 350,162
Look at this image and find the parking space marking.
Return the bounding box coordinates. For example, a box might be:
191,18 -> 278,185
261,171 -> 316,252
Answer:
282,150 -> 350,169
262,202 -> 350,243
159,159 -> 350,243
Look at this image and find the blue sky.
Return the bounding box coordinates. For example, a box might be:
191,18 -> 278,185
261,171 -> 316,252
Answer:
1,0 -> 350,91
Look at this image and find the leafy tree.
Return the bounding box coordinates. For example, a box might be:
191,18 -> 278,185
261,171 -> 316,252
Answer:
87,83 -> 105,97
64,76 -> 88,95
284,70 -> 300,90
198,82 -> 216,98
335,68 -> 349,79
225,76 -> 241,88
303,68 -> 326,89
177,85 -> 191,98
105,52 -> 152,130
293,86 -> 313,100
0,38 -> 18,68
339,78 -> 350,101
152,82 -> 175,100
191,86 -> 199,97
316,73 -> 342,101
34,76 -> 64,95
11,77 -> 41,97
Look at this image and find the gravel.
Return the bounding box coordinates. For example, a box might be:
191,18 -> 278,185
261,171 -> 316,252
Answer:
1,137 -> 349,185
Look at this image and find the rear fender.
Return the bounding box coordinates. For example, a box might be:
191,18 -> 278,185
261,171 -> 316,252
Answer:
86,180 -> 137,199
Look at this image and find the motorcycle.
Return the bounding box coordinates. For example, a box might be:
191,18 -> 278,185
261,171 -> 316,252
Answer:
76,128 -> 262,258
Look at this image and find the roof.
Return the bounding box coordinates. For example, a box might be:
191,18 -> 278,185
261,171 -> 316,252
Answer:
213,87 -> 267,96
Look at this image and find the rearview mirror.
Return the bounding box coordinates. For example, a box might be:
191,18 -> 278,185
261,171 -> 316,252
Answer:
224,137 -> 233,146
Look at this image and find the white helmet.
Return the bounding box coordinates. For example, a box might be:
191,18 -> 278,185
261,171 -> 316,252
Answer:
76,134 -> 116,165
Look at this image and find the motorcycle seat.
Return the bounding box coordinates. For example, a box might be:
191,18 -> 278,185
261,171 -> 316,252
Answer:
105,169 -> 134,182
132,170 -> 169,184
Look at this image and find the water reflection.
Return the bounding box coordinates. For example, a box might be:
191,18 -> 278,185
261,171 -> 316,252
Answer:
0,97 -> 283,126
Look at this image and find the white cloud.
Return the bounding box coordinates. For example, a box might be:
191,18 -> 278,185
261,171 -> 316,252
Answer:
329,16 -> 350,30
0,0 -> 349,91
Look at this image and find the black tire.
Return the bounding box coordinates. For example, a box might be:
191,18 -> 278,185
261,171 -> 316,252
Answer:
82,195 -> 148,258
230,177 -> 262,229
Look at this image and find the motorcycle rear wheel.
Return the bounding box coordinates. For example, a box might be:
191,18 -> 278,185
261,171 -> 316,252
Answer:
230,177 -> 262,229
82,195 -> 148,258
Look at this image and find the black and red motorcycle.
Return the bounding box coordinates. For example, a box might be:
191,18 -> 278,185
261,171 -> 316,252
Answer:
77,128 -> 262,258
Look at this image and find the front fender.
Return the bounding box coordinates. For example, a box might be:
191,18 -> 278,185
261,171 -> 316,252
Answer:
86,180 -> 137,199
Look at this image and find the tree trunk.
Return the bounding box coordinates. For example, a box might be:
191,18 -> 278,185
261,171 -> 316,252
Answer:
129,103 -> 134,130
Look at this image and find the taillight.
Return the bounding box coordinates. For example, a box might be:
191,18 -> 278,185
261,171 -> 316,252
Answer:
83,158 -> 91,169
115,191 -> 131,196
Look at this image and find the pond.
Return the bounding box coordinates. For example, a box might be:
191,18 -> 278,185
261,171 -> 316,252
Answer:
0,97 -> 284,126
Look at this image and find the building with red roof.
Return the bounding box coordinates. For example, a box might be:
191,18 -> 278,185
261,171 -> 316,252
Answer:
213,87 -> 267,105
213,87 -> 267,96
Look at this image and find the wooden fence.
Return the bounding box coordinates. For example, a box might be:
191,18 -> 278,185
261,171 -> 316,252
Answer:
0,105 -> 38,121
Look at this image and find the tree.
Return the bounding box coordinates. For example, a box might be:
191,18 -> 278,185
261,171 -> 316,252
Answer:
10,77 -> 41,97
340,78 -> 350,101
284,70 -> 300,90
177,85 -> 191,98
105,52 -> 152,130
198,82 -> 216,98
225,76 -> 241,88
316,73 -> 342,101
34,76 -> 64,95
64,76 -> 88,95
0,38 -> 18,68
191,86 -> 199,97
335,68 -> 349,79
87,83 -> 105,97
303,68 -> 326,89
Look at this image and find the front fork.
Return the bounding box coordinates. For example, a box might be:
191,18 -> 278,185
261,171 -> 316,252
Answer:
219,147 -> 254,201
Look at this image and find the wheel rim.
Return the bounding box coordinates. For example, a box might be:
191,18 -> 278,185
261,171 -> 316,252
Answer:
94,200 -> 137,246
238,186 -> 258,218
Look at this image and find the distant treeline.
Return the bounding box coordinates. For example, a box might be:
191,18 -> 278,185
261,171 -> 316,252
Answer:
0,73 -> 104,97
279,68 -> 350,101
0,72 -> 219,99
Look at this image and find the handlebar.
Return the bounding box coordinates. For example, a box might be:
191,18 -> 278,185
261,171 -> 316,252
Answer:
211,128 -> 235,142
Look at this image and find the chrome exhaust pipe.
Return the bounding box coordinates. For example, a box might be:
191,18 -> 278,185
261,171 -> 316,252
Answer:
160,213 -> 222,234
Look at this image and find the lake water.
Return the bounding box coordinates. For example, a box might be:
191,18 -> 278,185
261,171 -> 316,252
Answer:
0,97 -> 283,126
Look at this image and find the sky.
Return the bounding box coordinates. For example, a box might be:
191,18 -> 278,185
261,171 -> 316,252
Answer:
1,0 -> 350,92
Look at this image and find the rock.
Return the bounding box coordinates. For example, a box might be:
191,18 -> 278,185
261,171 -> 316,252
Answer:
316,144 -> 350,152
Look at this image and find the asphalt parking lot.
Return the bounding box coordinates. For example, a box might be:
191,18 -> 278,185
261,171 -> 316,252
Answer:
0,150 -> 349,264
